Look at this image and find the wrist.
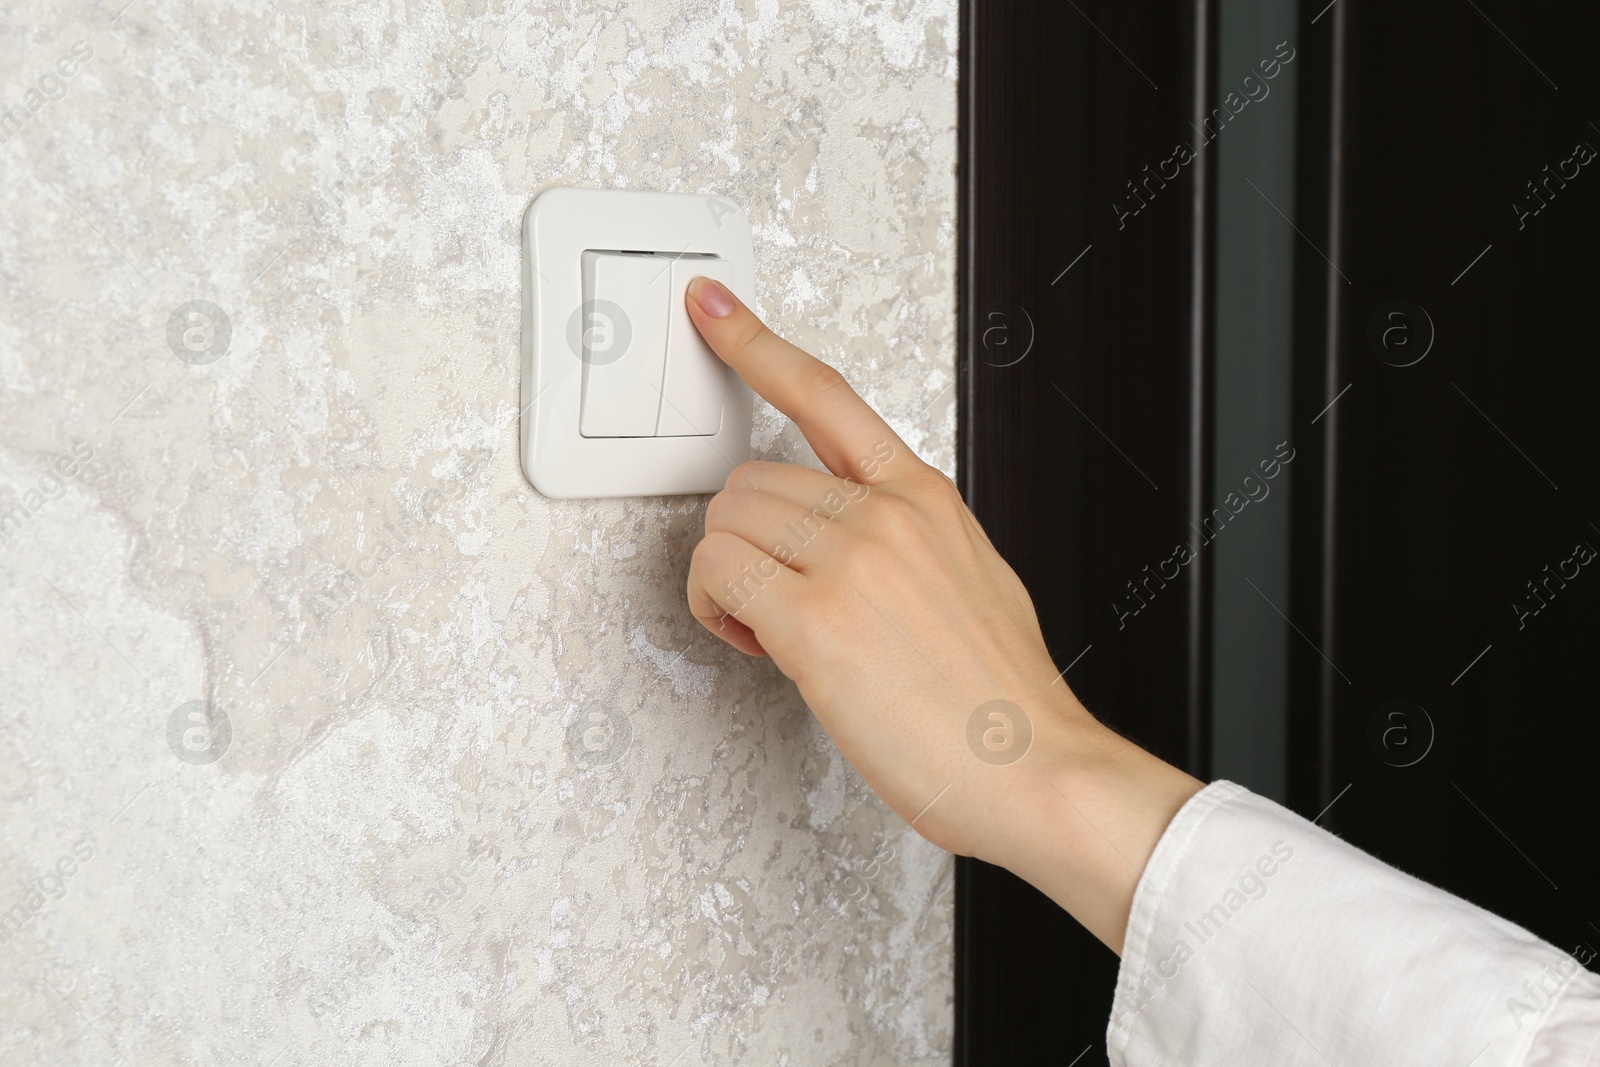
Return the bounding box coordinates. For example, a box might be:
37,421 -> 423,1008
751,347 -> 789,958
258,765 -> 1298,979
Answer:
986,688 -> 1204,954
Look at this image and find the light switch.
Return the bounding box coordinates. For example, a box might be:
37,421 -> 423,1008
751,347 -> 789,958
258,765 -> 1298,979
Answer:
521,187 -> 756,499
578,250 -> 670,438
657,255 -> 735,437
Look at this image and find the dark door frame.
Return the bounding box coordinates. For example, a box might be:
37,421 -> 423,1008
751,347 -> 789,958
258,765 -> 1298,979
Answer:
955,1 -> 1217,1062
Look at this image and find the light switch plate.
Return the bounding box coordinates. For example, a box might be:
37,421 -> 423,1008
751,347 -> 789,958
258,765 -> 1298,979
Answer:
520,187 -> 756,499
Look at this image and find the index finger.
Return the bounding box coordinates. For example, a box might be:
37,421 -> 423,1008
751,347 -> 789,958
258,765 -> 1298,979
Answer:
686,276 -> 916,483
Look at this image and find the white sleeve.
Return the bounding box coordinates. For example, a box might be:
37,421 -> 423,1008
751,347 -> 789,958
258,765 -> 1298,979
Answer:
1107,781 -> 1600,1067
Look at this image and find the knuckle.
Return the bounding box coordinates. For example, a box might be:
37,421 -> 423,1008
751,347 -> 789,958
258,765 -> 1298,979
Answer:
904,461 -> 954,498
688,538 -> 739,616
704,488 -> 741,532
688,534 -> 716,575
690,531 -> 734,574
865,490 -> 923,541
801,361 -> 852,405
728,317 -> 769,353
932,474 -> 969,516
900,463 -> 966,516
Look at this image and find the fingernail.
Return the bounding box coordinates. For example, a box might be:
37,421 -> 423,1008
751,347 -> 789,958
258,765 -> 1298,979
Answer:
689,277 -> 736,318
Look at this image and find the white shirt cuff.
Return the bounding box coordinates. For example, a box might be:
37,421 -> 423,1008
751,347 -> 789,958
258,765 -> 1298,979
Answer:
1107,781 -> 1600,1066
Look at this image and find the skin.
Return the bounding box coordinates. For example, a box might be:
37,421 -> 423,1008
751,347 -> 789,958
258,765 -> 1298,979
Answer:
683,277 -> 1204,954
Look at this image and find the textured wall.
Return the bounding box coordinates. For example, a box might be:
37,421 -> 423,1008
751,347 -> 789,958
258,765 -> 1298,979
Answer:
0,1 -> 957,1064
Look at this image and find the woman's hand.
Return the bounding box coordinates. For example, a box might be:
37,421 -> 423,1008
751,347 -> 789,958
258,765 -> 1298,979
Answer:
682,277 -> 1203,952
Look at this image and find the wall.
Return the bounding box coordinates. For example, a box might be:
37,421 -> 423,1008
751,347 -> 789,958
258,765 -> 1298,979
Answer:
0,1 -> 958,1063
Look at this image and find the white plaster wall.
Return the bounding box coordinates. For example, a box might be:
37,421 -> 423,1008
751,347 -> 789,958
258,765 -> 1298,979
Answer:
0,1 -> 957,1063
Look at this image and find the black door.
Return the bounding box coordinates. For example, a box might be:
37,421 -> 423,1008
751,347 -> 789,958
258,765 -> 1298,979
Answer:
957,1 -> 1600,1063
1287,0 -> 1600,967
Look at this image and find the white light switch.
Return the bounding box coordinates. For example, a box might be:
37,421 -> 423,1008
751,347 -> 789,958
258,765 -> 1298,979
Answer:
578,251 -> 670,438
658,255 -> 736,437
521,187 -> 757,499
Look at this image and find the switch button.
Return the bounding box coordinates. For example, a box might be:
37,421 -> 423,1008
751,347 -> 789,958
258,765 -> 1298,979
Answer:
658,256 -> 736,437
578,251 -> 670,438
